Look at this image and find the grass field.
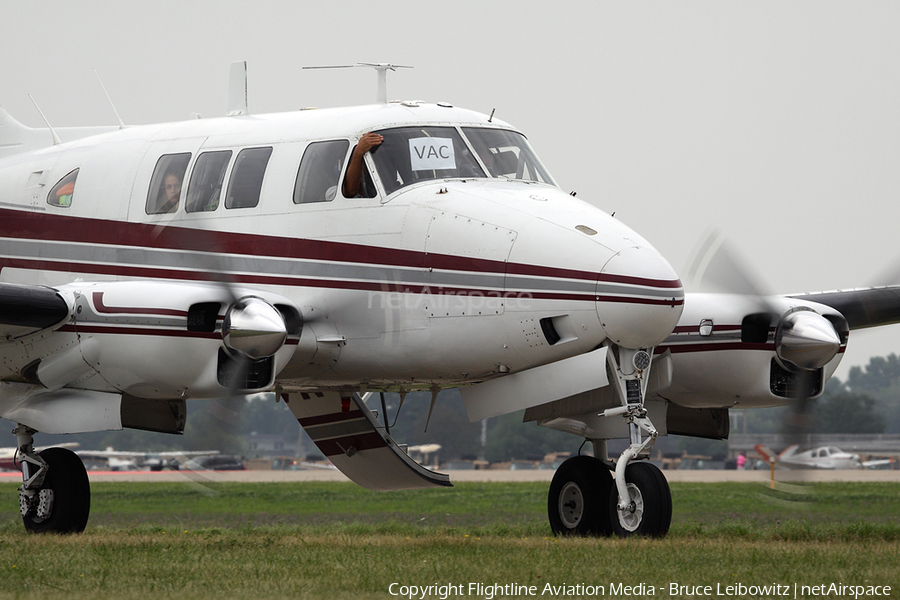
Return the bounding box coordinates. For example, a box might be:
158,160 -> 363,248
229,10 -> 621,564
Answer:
0,480 -> 897,599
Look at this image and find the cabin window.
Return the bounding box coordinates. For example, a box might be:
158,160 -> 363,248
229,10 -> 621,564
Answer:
369,126 -> 484,195
462,128 -> 555,185
47,169 -> 79,207
146,153 -> 191,214
225,147 -> 272,209
293,140 -> 350,204
186,150 -> 232,212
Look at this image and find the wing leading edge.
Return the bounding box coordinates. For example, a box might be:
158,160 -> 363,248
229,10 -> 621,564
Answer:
0,283 -> 71,339
790,286 -> 900,330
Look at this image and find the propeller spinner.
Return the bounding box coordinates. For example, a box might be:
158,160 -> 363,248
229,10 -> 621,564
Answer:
774,308 -> 841,372
222,296 -> 288,360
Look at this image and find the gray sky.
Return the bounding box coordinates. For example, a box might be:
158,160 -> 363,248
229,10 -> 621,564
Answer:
2,1 -> 899,380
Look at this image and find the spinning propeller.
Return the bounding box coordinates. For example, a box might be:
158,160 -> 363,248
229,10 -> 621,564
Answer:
685,231 -> 843,459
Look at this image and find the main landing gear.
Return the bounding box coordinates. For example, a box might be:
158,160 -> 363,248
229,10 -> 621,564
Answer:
14,425 -> 91,534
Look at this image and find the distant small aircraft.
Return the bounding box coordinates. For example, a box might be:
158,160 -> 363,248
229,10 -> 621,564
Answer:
75,448 -> 220,471
0,442 -> 78,471
755,443 -> 893,470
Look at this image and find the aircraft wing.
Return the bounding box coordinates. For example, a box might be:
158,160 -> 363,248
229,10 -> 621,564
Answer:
860,458 -> 894,469
76,450 -> 219,459
790,286 -> 900,330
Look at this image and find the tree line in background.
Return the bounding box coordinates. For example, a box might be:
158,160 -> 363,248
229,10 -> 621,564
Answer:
10,354 -> 900,464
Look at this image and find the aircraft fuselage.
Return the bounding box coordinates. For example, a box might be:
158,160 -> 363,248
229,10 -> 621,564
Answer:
0,103 -> 683,397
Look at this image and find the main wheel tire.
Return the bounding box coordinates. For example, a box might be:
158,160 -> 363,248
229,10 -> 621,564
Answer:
548,455 -> 613,536
23,447 -> 91,534
609,461 -> 671,538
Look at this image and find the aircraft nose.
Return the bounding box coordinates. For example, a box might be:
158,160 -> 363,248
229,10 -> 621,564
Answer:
597,246 -> 684,349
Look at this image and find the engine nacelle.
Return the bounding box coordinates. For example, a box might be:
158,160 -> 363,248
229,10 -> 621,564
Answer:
33,281 -> 301,398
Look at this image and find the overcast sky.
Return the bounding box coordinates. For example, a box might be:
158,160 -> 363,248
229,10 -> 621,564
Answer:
2,1 -> 899,379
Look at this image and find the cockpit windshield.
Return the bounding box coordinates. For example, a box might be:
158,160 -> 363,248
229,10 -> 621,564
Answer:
369,127 -> 484,195
462,128 -> 555,185
369,126 -> 555,194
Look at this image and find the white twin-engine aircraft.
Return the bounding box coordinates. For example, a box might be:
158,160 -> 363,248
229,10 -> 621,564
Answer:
1,64 -> 899,536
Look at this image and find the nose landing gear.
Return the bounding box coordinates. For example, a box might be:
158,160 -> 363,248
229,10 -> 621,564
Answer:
547,345 -> 672,538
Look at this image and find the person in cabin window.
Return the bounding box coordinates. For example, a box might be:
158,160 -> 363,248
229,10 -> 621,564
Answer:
159,171 -> 182,212
342,132 -> 382,198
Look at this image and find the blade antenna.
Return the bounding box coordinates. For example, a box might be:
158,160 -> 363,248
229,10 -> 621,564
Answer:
27,95 -> 61,145
227,61 -> 249,116
93,69 -> 126,128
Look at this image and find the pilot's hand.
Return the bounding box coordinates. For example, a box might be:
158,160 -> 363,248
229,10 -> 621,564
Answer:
358,132 -> 384,154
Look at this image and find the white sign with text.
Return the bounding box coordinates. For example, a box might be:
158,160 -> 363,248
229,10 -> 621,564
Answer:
409,137 -> 455,171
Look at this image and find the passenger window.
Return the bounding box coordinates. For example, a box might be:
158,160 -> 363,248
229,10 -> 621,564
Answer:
146,153 -> 191,214
47,169 -> 78,207
293,140 -> 350,204
225,147 -> 272,209
186,150 -> 232,212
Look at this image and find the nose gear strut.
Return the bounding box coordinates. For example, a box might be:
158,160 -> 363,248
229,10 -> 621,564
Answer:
600,345 -> 672,537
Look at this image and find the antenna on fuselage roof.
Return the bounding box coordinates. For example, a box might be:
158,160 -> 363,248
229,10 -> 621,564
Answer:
302,63 -> 413,104
27,94 -> 61,145
93,69 -> 126,129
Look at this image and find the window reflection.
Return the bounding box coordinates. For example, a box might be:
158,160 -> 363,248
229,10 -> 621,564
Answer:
226,147 -> 272,209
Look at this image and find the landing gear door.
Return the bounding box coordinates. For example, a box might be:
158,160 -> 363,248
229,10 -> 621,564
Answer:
286,391 -> 451,490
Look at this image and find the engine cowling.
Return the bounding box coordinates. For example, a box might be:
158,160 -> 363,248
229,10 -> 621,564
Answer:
33,280 -> 301,398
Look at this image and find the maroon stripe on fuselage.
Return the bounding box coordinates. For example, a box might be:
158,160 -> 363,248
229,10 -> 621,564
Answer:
93,292 -> 188,317
1,256 -> 683,306
60,324 -> 221,340
58,323 -> 299,345
0,207 -> 682,291
656,342 -> 846,354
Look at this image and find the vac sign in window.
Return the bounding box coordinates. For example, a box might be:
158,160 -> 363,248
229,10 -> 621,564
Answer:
409,137 -> 455,171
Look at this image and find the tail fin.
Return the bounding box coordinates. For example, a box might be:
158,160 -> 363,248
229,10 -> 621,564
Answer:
0,105 -> 50,159
0,105 -> 33,154
779,444 -> 799,460
755,443 -> 778,463
1,106 -> 121,159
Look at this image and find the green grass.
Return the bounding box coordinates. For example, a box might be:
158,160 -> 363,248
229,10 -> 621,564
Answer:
0,481 -> 897,599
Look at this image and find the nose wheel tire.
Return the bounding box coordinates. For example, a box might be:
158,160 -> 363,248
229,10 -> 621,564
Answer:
609,461 -> 671,538
548,455 -> 613,536
22,447 -> 91,534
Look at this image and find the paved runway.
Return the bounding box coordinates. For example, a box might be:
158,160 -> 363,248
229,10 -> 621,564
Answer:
2,467 -> 894,484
